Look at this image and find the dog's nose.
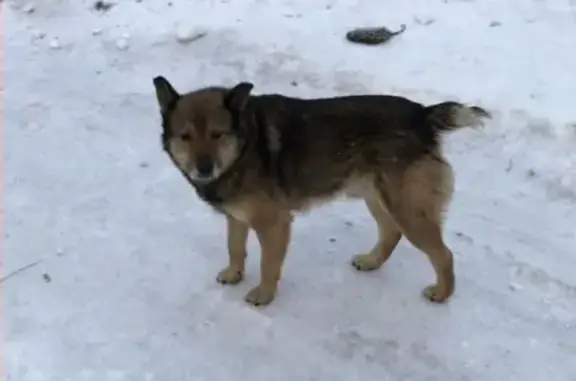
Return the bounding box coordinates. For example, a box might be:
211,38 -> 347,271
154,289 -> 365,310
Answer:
196,155 -> 214,177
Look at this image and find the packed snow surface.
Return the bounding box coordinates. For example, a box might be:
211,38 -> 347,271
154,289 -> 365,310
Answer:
3,0 -> 576,380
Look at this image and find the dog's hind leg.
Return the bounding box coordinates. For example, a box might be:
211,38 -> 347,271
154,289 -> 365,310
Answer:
381,154 -> 456,303
352,192 -> 403,271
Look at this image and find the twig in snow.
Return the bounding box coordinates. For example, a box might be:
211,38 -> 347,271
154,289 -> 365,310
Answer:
0,259 -> 43,284
505,159 -> 513,172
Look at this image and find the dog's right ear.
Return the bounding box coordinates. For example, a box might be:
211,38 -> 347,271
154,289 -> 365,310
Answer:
153,76 -> 180,113
224,82 -> 254,112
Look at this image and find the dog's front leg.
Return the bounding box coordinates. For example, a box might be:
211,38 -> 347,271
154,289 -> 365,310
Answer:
244,212 -> 292,307
216,215 -> 249,285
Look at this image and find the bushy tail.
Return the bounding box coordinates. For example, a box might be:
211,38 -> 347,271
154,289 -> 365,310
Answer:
424,101 -> 491,133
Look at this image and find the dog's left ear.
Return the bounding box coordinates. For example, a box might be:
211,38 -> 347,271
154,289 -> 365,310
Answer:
153,76 -> 180,113
224,82 -> 254,112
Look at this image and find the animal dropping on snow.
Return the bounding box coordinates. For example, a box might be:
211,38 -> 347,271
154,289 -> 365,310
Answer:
346,24 -> 407,45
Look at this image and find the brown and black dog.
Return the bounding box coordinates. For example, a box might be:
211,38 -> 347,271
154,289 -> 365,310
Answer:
153,76 -> 490,307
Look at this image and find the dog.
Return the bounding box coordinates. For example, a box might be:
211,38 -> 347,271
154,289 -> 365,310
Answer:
152,76 -> 490,307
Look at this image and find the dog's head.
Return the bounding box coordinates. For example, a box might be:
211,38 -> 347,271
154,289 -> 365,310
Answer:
152,76 -> 254,184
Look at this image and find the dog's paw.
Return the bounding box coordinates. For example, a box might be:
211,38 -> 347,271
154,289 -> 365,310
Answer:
216,267 -> 243,285
244,285 -> 276,307
422,284 -> 452,303
351,253 -> 383,271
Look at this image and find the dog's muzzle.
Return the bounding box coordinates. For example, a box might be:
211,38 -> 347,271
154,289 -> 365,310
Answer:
195,155 -> 214,178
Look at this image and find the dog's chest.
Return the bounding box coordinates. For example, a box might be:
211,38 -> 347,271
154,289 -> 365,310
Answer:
343,176 -> 376,198
192,181 -> 251,222
222,204 -> 252,223
193,183 -> 225,210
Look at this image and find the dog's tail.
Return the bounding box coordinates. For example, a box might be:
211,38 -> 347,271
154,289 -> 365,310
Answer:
424,101 -> 491,133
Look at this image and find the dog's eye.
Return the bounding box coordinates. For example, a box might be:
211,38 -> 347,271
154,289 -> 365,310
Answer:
210,132 -> 225,140
180,133 -> 192,141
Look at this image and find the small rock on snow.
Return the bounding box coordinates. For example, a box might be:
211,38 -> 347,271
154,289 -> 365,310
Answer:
116,38 -> 129,51
31,30 -> 46,40
93,0 -> 115,12
22,3 -> 35,13
92,28 -> 103,36
49,38 -> 61,50
176,25 -> 207,44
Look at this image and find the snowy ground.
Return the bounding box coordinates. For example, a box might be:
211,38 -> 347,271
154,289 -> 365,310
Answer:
3,0 -> 576,380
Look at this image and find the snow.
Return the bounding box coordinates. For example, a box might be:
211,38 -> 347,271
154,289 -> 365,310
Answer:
2,0 -> 576,380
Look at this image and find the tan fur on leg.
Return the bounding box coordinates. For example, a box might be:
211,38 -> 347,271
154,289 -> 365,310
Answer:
381,154 -> 456,302
217,215 -> 249,285
352,193 -> 402,271
244,212 -> 292,306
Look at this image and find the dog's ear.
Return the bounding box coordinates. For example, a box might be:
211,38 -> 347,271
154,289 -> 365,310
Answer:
224,82 -> 254,112
153,76 -> 180,113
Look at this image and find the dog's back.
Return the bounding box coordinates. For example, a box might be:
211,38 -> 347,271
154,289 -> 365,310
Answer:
247,93 -> 488,200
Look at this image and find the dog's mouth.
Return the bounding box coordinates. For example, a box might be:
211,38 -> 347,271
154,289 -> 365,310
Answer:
187,167 -> 221,185
189,176 -> 213,185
